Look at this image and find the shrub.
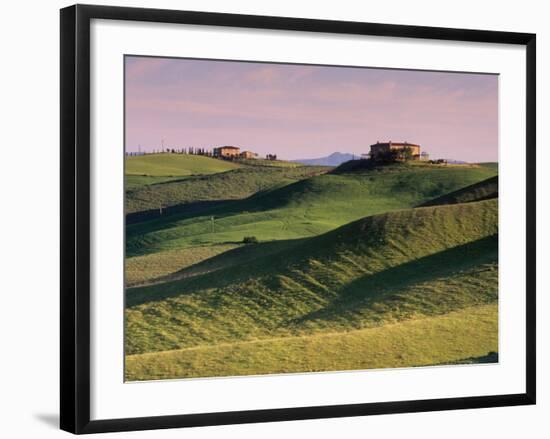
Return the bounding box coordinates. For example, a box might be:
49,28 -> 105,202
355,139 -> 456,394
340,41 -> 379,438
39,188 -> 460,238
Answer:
243,236 -> 259,244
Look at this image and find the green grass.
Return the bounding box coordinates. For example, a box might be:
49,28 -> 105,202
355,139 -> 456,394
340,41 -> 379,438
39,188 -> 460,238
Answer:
124,158 -> 499,380
125,199 -> 498,355
126,163 -> 496,257
141,239 -> 299,286
235,158 -> 304,168
126,153 -> 241,177
125,166 -> 329,215
477,162 -> 499,171
125,175 -> 192,190
420,175 -> 498,206
125,303 -> 497,380
332,159 -> 483,173
125,244 -> 241,287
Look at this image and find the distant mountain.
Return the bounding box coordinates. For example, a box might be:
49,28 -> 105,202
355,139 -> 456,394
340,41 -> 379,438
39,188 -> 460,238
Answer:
292,152 -> 357,166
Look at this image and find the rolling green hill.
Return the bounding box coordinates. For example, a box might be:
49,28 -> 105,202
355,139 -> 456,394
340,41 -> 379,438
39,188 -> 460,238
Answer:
235,158 -> 303,168
125,166 -> 328,216
126,163 -> 497,257
126,199 -> 498,357
126,153 -> 242,177
477,162 -> 499,171
125,175 -> 192,191
124,157 -> 499,380
420,175 -> 498,207
126,304 -> 497,380
125,244 -> 241,287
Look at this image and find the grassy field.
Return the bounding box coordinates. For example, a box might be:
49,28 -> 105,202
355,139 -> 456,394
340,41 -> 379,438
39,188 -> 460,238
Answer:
126,244 -> 241,287
420,175 -> 498,206
124,156 -> 499,380
126,304 -> 497,380
126,153 -> 241,177
125,166 -> 328,215
235,158 -> 303,168
125,175 -> 192,190
126,163 -> 496,256
477,162 -> 499,171
126,199 -> 497,353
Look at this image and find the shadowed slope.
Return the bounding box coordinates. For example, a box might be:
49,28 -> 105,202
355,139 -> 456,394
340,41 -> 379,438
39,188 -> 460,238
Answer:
126,199 -> 498,355
126,164 -> 496,257
420,175 -> 498,207
126,166 -> 326,215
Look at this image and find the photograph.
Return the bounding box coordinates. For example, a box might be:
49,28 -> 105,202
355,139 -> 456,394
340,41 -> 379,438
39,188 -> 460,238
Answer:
123,56 -> 499,381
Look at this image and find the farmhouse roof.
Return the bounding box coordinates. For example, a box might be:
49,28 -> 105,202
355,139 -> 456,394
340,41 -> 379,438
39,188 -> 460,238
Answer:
370,141 -> 420,148
371,141 -> 420,146
217,145 -> 240,150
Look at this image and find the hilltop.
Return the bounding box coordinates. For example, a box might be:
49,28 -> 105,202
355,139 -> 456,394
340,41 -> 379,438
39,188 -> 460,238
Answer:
126,153 -> 241,176
125,153 -> 241,190
332,159 -> 482,173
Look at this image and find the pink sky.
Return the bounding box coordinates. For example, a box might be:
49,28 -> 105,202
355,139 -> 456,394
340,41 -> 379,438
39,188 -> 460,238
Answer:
125,56 -> 498,162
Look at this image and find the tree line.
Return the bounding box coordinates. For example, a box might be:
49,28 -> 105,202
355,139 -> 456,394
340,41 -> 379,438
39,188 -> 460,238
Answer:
125,147 -> 214,156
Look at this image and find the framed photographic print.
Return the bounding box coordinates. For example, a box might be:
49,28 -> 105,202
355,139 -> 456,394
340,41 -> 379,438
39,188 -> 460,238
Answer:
60,4 -> 536,434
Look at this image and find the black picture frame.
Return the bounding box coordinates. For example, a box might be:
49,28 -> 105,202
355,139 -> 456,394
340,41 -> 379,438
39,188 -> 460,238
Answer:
60,4 -> 536,434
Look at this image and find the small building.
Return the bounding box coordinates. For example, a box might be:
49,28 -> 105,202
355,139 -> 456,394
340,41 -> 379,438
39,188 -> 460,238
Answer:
369,141 -> 421,161
420,151 -> 430,161
213,145 -> 240,158
240,150 -> 258,159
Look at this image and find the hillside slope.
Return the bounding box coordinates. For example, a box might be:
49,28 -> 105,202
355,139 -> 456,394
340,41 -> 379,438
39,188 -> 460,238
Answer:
126,153 -> 241,177
126,166 -> 327,217
126,304 -> 497,380
420,175 -> 498,207
126,199 -> 498,355
126,163 -> 497,257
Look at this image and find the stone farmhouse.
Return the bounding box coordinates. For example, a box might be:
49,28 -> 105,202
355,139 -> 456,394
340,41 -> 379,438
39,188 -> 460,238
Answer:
213,146 -> 261,160
369,141 -> 429,161
213,145 -> 241,158
240,150 -> 258,159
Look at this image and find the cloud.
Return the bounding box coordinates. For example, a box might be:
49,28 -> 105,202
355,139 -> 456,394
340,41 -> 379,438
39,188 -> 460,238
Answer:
125,58 -> 498,161
125,57 -> 173,81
